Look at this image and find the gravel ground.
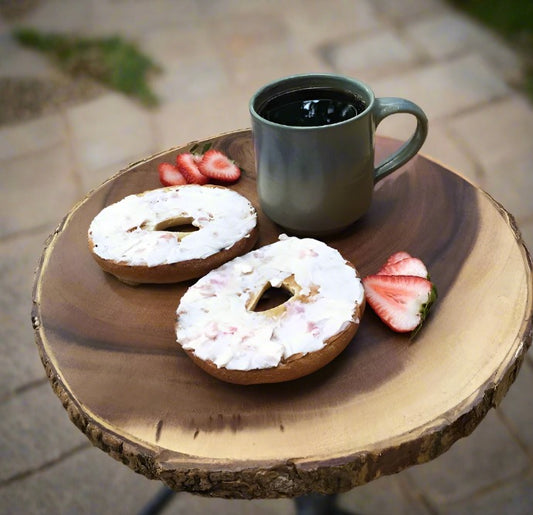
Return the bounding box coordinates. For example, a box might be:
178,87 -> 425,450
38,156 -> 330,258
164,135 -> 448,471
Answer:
0,76 -> 104,125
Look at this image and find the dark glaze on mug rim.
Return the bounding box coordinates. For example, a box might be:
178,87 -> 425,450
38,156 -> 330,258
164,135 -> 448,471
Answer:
250,73 -> 376,130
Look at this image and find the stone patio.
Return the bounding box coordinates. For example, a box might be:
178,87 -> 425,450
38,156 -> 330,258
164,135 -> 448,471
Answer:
1,1 -> 533,513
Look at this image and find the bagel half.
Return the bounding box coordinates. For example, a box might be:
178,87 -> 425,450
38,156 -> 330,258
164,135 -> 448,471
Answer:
88,184 -> 258,285
176,236 -> 365,384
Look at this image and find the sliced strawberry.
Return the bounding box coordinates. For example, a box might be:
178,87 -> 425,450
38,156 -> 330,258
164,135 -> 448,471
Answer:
384,251 -> 412,266
158,162 -> 187,186
362,274 -> 437,335
378,257 -> 428,278
176,153 -> 209,185
198,149 -> 241,183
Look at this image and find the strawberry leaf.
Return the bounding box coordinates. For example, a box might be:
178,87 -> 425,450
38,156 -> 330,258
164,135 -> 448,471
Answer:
410,284 -> 438,340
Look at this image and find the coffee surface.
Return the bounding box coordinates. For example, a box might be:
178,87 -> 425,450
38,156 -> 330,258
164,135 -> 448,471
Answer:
259,87 -> 366,127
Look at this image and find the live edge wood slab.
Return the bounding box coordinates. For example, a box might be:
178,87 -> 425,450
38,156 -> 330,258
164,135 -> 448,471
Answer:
32,130 -> 533,499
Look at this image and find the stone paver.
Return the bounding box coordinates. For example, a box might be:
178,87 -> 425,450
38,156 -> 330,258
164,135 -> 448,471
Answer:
0,228 -> 52,398
328,31 -> 420,80
90,0 -> 201,38
498,360 -> 533,454
1,0 -> 533,513
66,93 -> 156,190
0,383 -> 88,483
165,493 -> 296,515
372,0 -> 446,22
478,150 -> 533,222
223,45 -> 329,92
438,471 -> 533,515
141,24 -> 231,105
0,444 -> 162,515
337,473 -> 431,514
0,40 -> 62,80
407,13 -> 523,83
417,124 -> 481,184
444,95 -> 533,220
448,95 -> 533,171
152,91 -> 252,152
14,0 -> 92,33
208,7 -> 331,89
283,0 -> 381,47
151,57 -> 229,105
403,410 -> 529,506
375,117 -> 480,184
408,13 -> 487,59
0,144 -> 79,238
372,54 -> 510,120
0,113 -> 67,162
520,220 -> 533,255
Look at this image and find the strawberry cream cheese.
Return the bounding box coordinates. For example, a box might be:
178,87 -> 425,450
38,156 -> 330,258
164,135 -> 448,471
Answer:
88,185 -> 257,267
176,235 -> 365,373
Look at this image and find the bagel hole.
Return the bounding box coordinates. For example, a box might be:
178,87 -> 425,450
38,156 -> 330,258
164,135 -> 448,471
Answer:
253,286 -> 293,312
155,217 -> 199,234
166,223 -> 199,233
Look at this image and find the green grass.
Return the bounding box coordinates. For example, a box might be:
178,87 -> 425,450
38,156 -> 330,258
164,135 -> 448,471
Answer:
13,28 -> 161,107
448,0 -> 533,100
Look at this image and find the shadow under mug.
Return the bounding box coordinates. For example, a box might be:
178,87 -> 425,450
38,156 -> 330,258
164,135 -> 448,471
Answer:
249,74 -> 428,236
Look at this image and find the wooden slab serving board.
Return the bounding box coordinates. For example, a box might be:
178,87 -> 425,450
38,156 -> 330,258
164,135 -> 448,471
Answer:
32,130 -> 532,499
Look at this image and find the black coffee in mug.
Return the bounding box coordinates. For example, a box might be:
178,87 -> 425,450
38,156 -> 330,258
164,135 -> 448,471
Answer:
258,87 -> 367,127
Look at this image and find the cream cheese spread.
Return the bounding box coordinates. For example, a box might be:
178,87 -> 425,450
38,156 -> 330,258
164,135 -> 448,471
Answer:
88,185 -> 257,267
176,235 -> 364,371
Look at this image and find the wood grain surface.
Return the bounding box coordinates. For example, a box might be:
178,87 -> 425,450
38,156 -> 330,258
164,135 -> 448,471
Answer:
32,130 -> 533,499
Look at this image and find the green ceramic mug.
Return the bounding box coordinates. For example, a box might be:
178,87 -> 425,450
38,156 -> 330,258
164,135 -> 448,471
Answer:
249,74 -> 428,235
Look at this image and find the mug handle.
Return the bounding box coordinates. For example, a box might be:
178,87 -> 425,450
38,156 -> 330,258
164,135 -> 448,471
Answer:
373,97 -> 428,183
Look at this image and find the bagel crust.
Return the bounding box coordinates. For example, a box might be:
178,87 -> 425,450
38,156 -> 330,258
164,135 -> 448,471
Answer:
87,185 -> 258,284
176,236 -> 365,384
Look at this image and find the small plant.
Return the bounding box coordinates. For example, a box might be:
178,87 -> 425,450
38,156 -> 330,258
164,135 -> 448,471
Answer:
13,27 -> 161,107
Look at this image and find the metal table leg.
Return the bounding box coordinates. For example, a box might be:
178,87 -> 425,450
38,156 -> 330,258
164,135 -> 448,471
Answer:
294,494 -> 356,514
138,486 -> 176,515
139,488 -> 357,515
